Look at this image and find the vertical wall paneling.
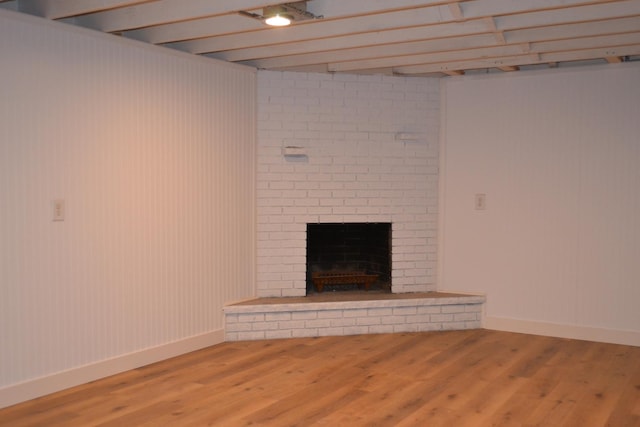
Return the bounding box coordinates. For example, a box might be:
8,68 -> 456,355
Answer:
439,63 -> 640,345
0,8 -> 256,404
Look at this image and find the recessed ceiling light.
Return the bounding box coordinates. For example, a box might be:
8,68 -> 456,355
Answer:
265,13 -> 292,26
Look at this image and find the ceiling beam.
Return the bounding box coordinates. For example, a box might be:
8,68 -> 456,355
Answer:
209,18 -> 492,62
393,44 -> 640,74
16,0 -> 147,19
461,0 -> 614,19
73,0 -> 279,32
167,5 -> 455,54
124,15 -> 265,44
506,16 -> 640,44
495,0 -> 640,31
327,32 -> 640,73
448,2 -> 463,20
244,26 -> 640,73
242,34 -> 501,70
328,44 -> 531,73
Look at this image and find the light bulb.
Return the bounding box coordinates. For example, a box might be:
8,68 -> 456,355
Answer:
265,14 -> 291,26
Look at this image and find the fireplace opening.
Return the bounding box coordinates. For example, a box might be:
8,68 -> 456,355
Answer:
306,223 -> 391,294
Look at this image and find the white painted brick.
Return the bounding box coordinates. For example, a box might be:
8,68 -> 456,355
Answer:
292,311 -> 317,320
257,71 -> 439,295
225,323 -> 252,332
367,308 -> 393,317
417,306 -> 441,315
318,310 -> 344,319
405,314 -> 431,324
442,322 -> 467,331
442,305 -> 466,314
454,312 -> 479,322
393,307 -> 417,316
265,312 -> 292,321
266,330 -> 293,339
465,321 -> 482,329
238,313 -> 265,323
305,319 -> 333,328
278,320 -> 306,329
343,309 -> 369,318
330,318 -> 357,327
356,317 -> 381,326
430,314 -> 454,322
253,322 -> 280,331
380,315 -> 407,325
237,331 -> 267,340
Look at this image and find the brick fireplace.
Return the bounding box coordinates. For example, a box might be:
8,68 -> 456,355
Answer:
223,71 -> 484,342
256,71 -> 440,298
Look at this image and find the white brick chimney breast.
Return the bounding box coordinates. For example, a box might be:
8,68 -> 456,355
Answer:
257,71 -> 440,297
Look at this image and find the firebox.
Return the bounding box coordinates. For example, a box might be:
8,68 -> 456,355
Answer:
306,223 -> 391,294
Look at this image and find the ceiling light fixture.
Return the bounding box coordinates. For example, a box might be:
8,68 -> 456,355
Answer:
265,13 -> 293,26
240,2 -> 323,27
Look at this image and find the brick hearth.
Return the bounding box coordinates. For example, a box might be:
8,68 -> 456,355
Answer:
224,293 -> 484,341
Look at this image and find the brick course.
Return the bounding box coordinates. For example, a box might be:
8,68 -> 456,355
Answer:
224,295 -> 484,341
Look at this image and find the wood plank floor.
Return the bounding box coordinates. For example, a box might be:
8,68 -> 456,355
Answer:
1,329 -> 638,426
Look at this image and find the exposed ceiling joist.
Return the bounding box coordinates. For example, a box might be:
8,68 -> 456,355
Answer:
2,0 -> 639,77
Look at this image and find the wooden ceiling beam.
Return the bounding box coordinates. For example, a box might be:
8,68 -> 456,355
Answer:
260,31 -> 640,73
168,5 -> 454,54
217,20 -> 492,62
244,34 -> 500,70
506,16 -> 640,44
498,65 -> 520,72
393,44 -> 640,75
72,0 -> 278,32
16,0 -> 147,19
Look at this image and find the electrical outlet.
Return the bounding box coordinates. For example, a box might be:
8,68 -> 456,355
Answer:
53,199 -> 65,221
474,193 -> 486,210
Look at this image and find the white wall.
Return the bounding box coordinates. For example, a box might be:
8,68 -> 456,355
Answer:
0,9 -> 256,407
440,63 -> 640,345
257,71 -> 440,296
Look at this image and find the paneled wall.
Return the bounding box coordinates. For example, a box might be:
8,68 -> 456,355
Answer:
0,9 -> 256,406
440,63 -> 640,345
257,71 -> 440,297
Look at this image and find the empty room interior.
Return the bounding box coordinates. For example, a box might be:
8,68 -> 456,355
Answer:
0,1 -> 639,425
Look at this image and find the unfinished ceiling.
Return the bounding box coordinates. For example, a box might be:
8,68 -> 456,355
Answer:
2,0 -> 640,76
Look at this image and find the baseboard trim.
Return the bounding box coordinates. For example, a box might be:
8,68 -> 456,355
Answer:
484,316 -> 640,347
0,329 -> 224,409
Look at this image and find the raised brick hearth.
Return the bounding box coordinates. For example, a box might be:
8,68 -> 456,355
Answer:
224,293 -> 485,341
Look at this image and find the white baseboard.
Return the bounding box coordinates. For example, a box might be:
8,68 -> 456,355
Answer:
484,316 -> 640,347
0,329 -> 224,410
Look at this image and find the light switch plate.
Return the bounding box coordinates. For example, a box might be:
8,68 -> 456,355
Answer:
53,199 -> 65,221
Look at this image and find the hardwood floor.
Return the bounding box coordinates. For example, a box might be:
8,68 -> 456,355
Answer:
1,329 -> 638,426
